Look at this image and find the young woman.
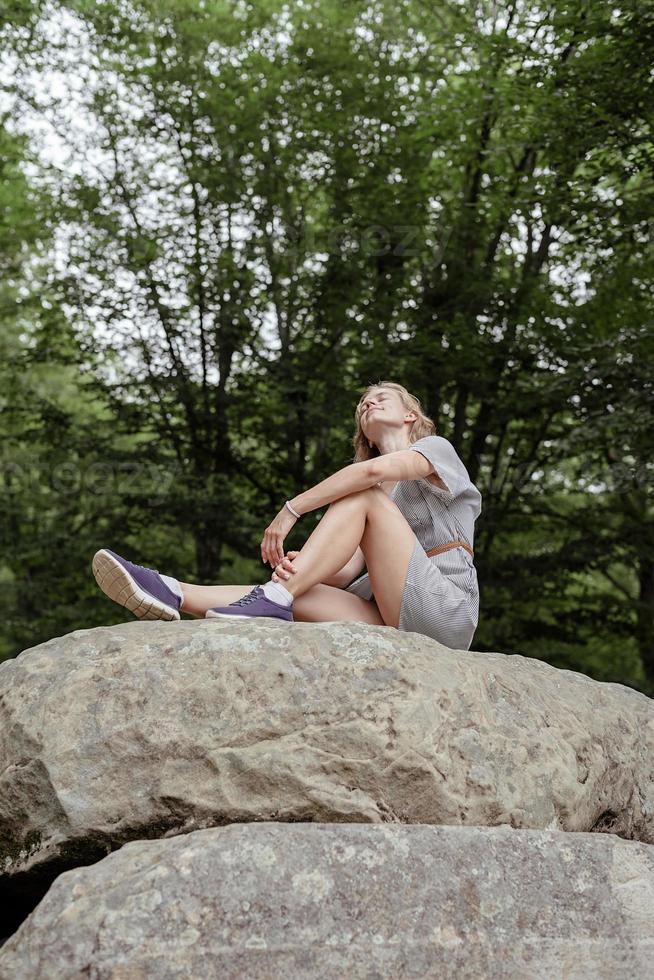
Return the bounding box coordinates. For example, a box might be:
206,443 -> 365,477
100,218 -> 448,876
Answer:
92,382 -> 482,650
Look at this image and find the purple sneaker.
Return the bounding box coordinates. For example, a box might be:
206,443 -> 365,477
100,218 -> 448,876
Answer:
92,548 -> 182,622
205,585 -> 294,622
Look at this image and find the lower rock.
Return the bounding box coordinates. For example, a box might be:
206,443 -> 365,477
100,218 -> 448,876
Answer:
0,822 -> 652,979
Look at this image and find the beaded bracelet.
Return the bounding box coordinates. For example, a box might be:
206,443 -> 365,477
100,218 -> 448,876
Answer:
285,499 -> 301,518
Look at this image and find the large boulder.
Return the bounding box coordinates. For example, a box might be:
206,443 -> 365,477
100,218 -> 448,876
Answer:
1,619 -> 653,926
1,822 -> 653,979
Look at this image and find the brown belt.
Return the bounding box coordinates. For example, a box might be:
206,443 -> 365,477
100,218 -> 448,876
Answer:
425,539 -> 474,559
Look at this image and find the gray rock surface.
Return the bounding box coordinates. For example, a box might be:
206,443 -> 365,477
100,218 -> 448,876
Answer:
1,822 -> 653,979
1,619 -> 653,908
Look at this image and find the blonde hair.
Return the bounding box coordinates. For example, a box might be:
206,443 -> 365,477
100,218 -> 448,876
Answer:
352,381 -> 437,462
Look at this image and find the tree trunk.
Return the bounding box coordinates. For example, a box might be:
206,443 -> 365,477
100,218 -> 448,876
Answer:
195,532 -> 222,585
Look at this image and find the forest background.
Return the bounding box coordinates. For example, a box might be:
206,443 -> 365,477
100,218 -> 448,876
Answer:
1,0 -> 652,693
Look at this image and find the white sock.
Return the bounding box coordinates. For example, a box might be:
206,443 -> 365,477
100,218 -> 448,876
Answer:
262,580 -> 294,607
160,573 -> 183,600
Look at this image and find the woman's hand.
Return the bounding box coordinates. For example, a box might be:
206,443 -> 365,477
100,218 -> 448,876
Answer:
271,550 -> 300,583
261,507 -> 298,568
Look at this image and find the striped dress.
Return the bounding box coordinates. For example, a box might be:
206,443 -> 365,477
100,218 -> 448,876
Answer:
344,435 -> 482,651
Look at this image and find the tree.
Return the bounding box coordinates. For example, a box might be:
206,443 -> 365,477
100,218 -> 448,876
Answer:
2,0 -> 652,690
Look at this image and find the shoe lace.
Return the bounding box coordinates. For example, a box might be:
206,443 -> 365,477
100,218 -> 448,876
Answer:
231,587 -> 260,607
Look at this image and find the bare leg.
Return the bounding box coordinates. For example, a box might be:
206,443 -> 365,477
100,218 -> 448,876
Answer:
179,579 -> 385,625
179,486 -> 416,627
281,489 -> 371,599
292,582 -> 386,626
286,486 -> 417,628
178,489 -> 374,617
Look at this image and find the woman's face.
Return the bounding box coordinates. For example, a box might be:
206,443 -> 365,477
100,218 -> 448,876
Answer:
358,388 -> 407,443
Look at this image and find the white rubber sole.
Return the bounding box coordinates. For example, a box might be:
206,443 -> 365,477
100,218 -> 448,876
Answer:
205,611 -> 292,621
92,549 -> 180,622
205,610 -> 256,619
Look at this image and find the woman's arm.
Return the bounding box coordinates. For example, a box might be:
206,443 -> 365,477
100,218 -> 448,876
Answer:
369,445 -> 449,490
288,460 -> 379,516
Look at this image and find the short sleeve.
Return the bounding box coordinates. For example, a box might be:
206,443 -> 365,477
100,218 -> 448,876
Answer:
408,435 -> 470,503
